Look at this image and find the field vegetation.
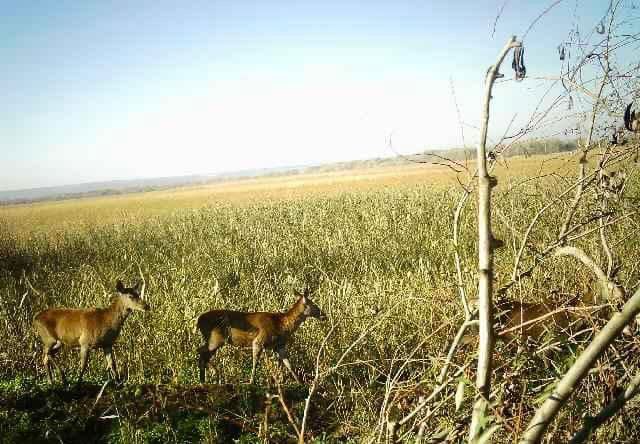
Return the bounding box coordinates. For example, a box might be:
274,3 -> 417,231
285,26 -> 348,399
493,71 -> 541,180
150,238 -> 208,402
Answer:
0,153 -> 576,238
1,151 -> 640,443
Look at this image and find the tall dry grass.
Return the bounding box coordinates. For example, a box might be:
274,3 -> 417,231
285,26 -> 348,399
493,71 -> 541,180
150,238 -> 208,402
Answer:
1,154 -> 639,441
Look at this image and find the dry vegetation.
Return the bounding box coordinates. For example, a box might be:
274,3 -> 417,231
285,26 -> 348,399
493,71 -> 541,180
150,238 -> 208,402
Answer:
1,151 -> 640,443
0,154 -> 575,238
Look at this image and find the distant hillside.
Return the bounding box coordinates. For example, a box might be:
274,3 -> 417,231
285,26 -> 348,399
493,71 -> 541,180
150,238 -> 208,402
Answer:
0,166 -> 306,205
0,139 -> 576,205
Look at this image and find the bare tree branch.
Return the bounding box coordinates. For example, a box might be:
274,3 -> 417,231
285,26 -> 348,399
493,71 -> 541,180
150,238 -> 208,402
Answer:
554,246 -> 624,303
569,371 -> 640,443
520,285 -> 640,443
469,35 -> 521,442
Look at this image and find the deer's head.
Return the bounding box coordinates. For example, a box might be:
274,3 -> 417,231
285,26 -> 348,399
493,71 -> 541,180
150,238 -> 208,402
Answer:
116,280 -> 150,312
296,288 -> 327,321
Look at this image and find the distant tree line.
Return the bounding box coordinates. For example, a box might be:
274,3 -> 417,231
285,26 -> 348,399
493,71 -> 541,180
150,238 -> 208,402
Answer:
421,138 -> 578,162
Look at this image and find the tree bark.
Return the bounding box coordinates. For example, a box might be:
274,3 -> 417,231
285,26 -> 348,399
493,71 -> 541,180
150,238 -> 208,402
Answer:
468,35 -> 520,442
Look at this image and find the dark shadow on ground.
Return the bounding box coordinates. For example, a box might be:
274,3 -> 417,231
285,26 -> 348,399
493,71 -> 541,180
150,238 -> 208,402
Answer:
0,381 -> 331,443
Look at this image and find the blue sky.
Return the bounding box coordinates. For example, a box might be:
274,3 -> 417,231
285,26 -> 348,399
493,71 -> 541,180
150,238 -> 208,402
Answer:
0,1 -> 622,190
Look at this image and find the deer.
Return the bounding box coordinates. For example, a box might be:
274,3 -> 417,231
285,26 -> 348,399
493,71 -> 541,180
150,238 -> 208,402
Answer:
494,291 -> 602,342
33,279 -> 150,384
461,288 -> 606,346
196,287 -> 327,384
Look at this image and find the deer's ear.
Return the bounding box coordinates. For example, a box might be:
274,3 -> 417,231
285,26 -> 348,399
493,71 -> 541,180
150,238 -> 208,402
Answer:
304,287 -> 311,297
116,280 -> 126,293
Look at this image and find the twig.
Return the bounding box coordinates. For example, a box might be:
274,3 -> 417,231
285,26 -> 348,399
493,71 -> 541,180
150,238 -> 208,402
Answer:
497,305 -> 608,337
569,371 -> 640,443
555,246 -> 624,303
398,364 -> 469,427
491,0 -> 510,38
438,319 -> 478,383
511,169 -> 596,282
453,190 -> 473,318
558,151 -> 588,242
299,322 -> 337,443
274,380 -> 302,440
522,0 -> 566,40
520,285 -> 640,443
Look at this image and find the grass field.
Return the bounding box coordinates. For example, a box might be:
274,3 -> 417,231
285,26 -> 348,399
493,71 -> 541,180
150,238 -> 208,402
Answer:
0,153 -> 577,238
1,151 -> 640,443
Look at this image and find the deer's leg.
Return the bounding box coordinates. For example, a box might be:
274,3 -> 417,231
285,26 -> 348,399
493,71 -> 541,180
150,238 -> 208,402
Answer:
197,346 -> 212,383
48,340 -> 67,385
42,342 -> 54,384
104,347 -> 119,381
198,330 -> 224,384
250,337 -> 265,384
77,345 -> 90,384
276,347 -> 301,384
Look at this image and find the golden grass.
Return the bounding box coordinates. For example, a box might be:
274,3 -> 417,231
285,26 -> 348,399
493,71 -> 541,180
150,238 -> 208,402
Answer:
0,153 -> 577,238
2,148 -> 638,443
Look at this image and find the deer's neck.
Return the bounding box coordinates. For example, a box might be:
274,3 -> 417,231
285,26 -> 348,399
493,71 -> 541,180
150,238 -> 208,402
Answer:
103,297 -> 131,332
279,298 -> 306,334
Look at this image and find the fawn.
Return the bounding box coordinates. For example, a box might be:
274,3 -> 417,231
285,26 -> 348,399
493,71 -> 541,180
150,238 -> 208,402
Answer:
461,289 -> 604,345
495,294 -> 592,341
33,280 -> 150,384
196,288 -> 327,384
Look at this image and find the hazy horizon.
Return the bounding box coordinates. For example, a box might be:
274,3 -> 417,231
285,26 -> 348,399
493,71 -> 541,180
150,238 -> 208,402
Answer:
1,1 -> 618,192
0,160 -> 311,194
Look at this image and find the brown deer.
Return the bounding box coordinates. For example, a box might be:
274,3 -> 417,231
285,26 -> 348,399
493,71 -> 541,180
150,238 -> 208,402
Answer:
33,280 -> 150,384
495,291 -> 601,341
196,288 -> 327,384
462,289 -> 605,346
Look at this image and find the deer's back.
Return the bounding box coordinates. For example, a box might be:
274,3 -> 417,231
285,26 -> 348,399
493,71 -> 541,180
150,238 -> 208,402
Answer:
197,309 -> 281,347
499,301 -> 573,340
34,308 -> 108,347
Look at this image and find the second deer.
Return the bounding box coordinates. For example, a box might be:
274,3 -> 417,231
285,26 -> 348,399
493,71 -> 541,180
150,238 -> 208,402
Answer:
495,291 -> 601,341
462,289 -> 605,346
196,288 -> 327,384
